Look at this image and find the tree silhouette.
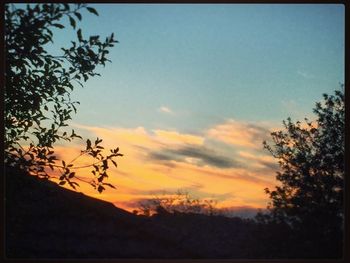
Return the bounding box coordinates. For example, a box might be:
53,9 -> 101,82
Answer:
137,190 -> 218,216
261,87 -> 344,256
5,3 -> 122,192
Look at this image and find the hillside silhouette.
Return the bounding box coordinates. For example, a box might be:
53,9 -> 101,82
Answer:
6,167 -> 191,258
5,166 -> 343,259
4,166 -> 286,259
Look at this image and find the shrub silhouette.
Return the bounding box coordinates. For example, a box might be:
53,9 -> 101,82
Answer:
5,3 -> 122,192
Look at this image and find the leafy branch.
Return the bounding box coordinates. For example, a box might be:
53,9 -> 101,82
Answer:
5,3 -> 121,192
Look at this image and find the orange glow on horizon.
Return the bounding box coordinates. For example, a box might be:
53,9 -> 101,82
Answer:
49,122 -> 279,213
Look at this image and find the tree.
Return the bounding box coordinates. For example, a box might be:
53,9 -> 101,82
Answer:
262,87 -> 344,256
5,3 -> 122,192
137,190 -> 218,216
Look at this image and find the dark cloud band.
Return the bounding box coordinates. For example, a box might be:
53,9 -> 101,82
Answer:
148,145 -> 242,169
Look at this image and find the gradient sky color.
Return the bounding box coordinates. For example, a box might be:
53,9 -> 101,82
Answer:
44,4 -> 344,212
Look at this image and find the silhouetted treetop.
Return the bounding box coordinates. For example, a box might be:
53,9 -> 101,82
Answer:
259,87 -> 344,256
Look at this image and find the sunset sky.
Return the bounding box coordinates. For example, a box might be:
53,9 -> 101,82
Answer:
48,4 -> 344,212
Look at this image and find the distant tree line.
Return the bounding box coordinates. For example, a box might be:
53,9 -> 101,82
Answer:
135,190 -> 219,216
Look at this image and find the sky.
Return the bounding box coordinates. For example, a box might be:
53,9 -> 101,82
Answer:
45,4 -> 344,212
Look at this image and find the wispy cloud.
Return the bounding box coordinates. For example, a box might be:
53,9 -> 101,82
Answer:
153,129 -> 204,145
158,106 -> 173,114
207,119 -> 271,149
238,151 -> 279,171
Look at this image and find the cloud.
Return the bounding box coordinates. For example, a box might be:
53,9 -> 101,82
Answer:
133,186 -> 231,201
60,121 -> 279,212
182,163 -> 274,186
148,145 -> 242,169
207,119 -> 271,149
158,106 -> 173,114
177,146 -> 239,168
238,151 -> 279,171
153,129 -> 204,145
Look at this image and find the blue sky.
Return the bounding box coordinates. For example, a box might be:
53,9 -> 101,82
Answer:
59,4 -> 345,133
40,4 -> 345,210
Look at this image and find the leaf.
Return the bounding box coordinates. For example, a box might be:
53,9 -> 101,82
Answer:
74,12 -> 82,21
111,159 -> 118,168
52,23 -> 64,29
97,185 -> 105,193
87,48 -> 95,59
89,35 -> 99,42
69,182 -> 76,190
77,28 -> 82,42
103,183 -> 116,189
63,3 -> 70,11
69,16 -> 76,29
103,159 -> 108,169
86,139 -> 91,149
86,7 -> 99,16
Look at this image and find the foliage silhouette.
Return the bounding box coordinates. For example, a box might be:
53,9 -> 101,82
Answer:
259,86 -> 344,257
5,3 -> 122,192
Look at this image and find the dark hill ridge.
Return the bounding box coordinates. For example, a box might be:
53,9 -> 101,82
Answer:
5,167 -> 192,258
5,167 -> 324,259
